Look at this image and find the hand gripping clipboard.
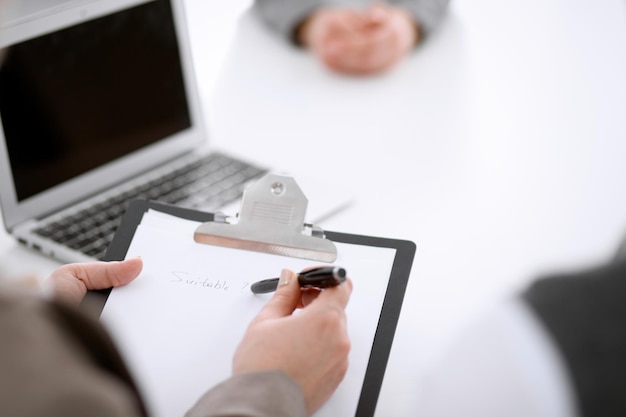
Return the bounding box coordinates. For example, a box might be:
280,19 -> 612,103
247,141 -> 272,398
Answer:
87,174 -> 416,417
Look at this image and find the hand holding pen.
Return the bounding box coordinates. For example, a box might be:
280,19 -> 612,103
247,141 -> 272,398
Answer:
234,268 -> 353,415
250,266 -> 347,294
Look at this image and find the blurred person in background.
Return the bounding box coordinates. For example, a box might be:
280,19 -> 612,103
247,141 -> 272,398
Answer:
414,240 -> 626,417
0,1 -> 354,415
254,0 -> 450,75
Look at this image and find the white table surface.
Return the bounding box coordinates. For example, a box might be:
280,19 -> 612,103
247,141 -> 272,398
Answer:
2,0 -> 626,415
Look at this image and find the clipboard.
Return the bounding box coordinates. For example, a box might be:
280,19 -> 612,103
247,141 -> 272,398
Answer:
88,175 -> 415,417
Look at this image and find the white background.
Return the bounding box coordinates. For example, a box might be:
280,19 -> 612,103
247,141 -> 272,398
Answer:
2,0 -> 626,415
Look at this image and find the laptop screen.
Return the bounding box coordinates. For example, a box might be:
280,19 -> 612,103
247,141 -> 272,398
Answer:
0,0 -> 191,202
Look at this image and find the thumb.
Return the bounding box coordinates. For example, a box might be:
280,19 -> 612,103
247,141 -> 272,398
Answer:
48,257 -> 143,305
253,269 -> 300,322
365,3 -> 388,26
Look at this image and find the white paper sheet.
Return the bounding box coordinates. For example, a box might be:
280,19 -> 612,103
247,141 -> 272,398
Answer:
101,210 -> 396,417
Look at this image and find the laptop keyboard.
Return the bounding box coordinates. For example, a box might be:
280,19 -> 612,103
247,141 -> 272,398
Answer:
33,153 -> 267,260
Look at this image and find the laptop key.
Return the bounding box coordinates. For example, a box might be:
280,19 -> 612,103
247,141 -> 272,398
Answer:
33,153 -> 267,260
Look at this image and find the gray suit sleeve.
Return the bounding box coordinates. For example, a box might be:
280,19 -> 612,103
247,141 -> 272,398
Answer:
253,0 -> 450,42
254,0 -> 326,42
389,0 -> 450,38
185,370 -> 307,417
0,296 -> 305,417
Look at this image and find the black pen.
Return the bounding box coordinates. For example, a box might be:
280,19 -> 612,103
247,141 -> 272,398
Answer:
250,266 -> 347,294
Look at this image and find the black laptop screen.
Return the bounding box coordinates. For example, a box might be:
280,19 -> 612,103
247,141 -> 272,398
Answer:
0,0 -> 191,202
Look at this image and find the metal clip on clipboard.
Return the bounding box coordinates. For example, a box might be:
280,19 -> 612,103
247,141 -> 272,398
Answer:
194,174 -> 337,262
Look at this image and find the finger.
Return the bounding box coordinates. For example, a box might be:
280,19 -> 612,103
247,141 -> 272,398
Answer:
329,10 -> 363,31
322,11 -> 362,43
252,269 -> 300,322
299,264 -> 332,273
301,287 -> 321,307
305,277 -> 353,314
337,30 -> 397,74
48,257 -> 143,304
326,44 -> 378,75
74,257 -> 143,290
285,265 -> 335,308
364,3 -> 390,27
363,28 -> 398,68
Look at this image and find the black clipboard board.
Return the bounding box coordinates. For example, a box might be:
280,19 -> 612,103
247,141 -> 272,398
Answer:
89,198 -> 415,417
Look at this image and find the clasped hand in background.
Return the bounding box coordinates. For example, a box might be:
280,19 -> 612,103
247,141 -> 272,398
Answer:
298,3 -> 419,75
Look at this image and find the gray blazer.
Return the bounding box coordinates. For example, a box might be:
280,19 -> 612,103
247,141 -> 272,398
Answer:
254,0 -> 450,42
0,294 -> 306,417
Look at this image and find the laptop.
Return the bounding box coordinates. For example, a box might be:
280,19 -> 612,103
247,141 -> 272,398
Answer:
0,0 -> 350,263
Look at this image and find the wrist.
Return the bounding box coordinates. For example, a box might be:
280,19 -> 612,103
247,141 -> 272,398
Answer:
293,13 -> 316,47
395,8 -> 421,47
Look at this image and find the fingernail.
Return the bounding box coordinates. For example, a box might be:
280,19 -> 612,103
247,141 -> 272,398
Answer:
278,269 -> 292,287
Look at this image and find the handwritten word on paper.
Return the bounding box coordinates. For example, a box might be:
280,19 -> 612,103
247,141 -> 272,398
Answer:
169,271 -> 250,292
